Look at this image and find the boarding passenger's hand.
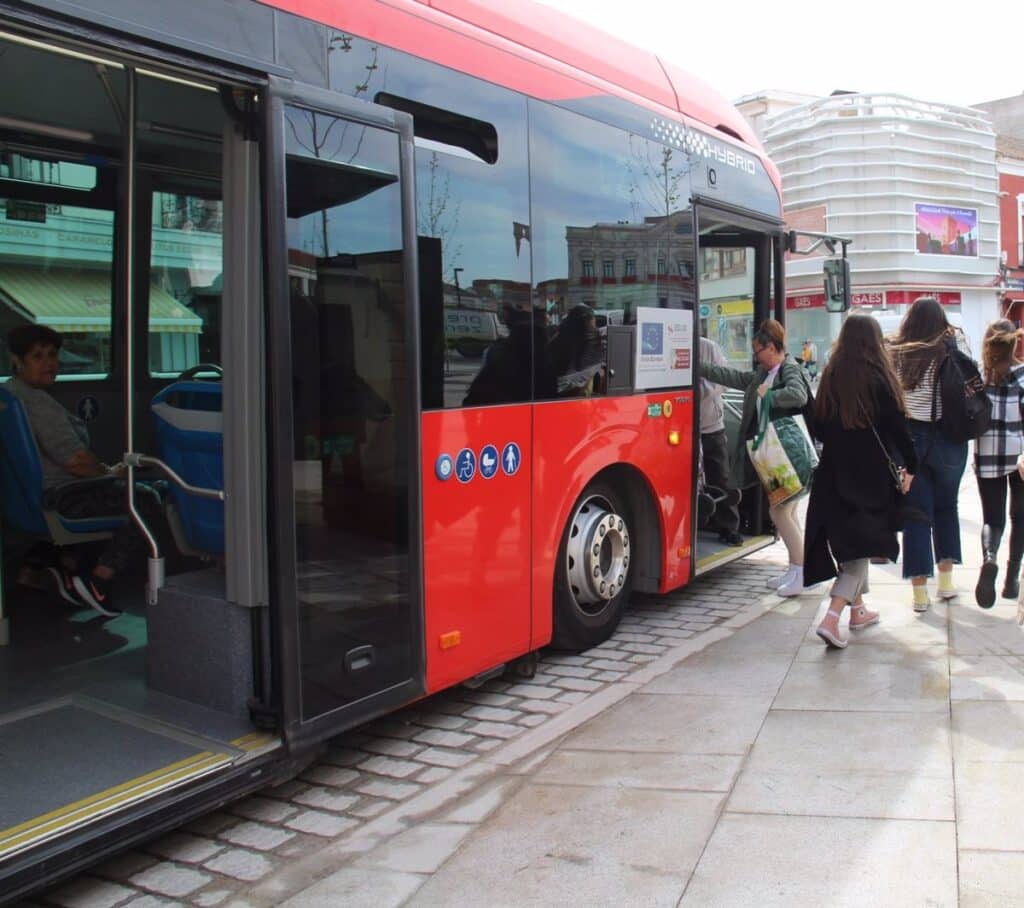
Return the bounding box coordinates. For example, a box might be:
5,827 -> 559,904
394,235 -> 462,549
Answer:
757,382 -> 769,399
1017,457 -> 1024,481
105,461 -> 127,477
900,470 -> 914,495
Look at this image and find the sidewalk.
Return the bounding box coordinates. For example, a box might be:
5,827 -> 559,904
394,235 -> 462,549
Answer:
258,478 -> 1024,908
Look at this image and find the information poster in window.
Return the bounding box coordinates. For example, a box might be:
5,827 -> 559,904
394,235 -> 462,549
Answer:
634,307 -> 693,390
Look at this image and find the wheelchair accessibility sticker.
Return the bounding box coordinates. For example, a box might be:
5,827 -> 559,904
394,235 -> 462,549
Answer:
455,448 -> 476,483
479,444 -> 499,479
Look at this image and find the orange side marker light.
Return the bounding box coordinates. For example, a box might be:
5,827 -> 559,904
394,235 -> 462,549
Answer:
440,631 -> 462,649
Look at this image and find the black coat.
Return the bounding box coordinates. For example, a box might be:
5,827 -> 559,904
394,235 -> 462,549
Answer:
803,382 -> 919,586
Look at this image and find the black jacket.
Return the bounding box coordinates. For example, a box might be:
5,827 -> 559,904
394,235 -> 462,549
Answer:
803,381 -> 919,586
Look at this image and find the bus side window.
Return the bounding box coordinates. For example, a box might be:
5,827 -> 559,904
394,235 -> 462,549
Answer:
328,34 -> 531,410
527,100 -> 696,401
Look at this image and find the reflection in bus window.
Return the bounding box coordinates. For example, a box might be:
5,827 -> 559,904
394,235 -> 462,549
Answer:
147,192 -> 221,375
327,33 -> 531,409
284,107 -> 415,719
0,199 -> 116,379
527,100 -> 696,399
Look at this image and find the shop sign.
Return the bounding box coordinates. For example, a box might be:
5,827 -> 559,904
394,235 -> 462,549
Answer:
786,292 -> 825,310
886,290 -> 962,307
851,291 -> 885,307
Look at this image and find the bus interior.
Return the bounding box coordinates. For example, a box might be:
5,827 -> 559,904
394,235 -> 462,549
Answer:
0,32 -> 278,863
692,207 -> 779,573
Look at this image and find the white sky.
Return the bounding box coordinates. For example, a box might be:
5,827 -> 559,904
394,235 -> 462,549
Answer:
534,0 -> 1021,109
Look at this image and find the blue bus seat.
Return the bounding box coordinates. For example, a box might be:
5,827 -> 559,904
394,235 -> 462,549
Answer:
151,380 -> 224,555
0,386 -> 125,545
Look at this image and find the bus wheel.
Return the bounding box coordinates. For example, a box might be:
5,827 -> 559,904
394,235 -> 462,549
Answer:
552,480 -> 633,650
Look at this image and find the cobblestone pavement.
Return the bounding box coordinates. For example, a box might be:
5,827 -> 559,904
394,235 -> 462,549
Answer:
28,546 -> 787,908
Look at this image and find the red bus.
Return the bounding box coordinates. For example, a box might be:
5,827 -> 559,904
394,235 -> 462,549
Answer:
0,0 -> 787,898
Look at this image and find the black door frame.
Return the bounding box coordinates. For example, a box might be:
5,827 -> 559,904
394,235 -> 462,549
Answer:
262,76 -> 426,750
689,198 -> 785,573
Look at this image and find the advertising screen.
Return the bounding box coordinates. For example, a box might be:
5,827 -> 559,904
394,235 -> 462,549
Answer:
915,203 -> 978,256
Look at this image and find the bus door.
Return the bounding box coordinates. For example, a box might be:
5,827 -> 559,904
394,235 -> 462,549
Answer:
264,80 -> 425,748
692,202 -> 782,574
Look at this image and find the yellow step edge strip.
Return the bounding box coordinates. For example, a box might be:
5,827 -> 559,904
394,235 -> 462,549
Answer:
232,731 -> 277,752
0,751 -> 230,856
695,534 -> 774,572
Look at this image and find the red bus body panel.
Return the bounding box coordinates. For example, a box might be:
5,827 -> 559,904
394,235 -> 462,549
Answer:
259,0 -> 779,196
420,407 -> 533,693
421,393 -> 693,693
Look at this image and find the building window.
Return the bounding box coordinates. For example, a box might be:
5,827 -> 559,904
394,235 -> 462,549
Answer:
723,248 -> 747,276
582,259 -> 594,277
657,258 -> 666,276
624,257 -> 636,277
602,259 -> 615,278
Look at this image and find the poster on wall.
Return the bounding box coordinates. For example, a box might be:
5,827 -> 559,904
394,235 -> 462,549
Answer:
635,307 -> 693,390
915,203 -> 978,256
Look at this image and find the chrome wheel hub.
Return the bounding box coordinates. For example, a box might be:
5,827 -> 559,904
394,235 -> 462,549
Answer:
565,495 -> 630,614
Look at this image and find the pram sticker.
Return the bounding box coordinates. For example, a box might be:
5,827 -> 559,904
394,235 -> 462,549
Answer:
479,445 -> 499,479
435,454 -> 454,481
501,443 -> 521,476
455,448 -> 476,483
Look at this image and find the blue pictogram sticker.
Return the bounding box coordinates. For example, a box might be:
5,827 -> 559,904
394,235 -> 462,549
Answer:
435,454 -> 454,481
479,444 -> 499,479
501,442 -> 521,476
455,448 -> 476,483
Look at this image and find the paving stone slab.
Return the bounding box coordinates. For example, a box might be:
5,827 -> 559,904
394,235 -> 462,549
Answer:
278,868 -> 425,908
953,701 -> 1024,763
773,659 -> 949,712
567,693 -> 773,755
534,749 -> 742,793
959,850 -> 1024,907
681,813 -> 957,907
956,761 -> 1024,850
406,784 -> 721,907
729,709 -> 954,820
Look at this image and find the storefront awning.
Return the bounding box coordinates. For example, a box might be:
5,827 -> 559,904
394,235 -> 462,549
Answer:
0,265 -> 203,334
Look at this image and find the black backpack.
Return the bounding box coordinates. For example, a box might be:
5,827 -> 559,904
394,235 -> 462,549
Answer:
933,339 -> 991,443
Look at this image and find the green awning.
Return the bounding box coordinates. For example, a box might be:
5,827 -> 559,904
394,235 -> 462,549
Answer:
0,265 -> 203,334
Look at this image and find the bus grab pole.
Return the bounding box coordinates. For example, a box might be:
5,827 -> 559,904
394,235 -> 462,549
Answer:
122,67 -> 164,605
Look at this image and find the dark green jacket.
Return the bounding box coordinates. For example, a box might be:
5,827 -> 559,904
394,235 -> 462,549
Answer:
700,355 -> 810,488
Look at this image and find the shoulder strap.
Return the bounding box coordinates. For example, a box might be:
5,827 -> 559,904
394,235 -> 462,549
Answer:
751,388 -> 773,451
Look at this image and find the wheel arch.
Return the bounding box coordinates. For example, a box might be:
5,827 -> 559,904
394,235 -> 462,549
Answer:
579,463 -> 662,595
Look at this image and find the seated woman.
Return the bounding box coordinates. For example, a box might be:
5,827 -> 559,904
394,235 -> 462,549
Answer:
5,323 -> 164,617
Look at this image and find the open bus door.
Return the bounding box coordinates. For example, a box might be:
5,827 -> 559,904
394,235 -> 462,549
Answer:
263,79 -> 425,750
691,199 -> 784,575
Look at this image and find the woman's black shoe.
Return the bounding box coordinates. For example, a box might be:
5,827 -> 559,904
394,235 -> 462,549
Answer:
976,562 -> 998,609
718,530 -> 744,546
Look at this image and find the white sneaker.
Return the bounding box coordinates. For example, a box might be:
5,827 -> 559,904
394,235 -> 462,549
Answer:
767,565 -> 797,590
777,568 -> 820,598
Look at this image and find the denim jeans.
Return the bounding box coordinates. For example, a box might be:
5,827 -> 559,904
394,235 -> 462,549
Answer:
902,422 -> 968,578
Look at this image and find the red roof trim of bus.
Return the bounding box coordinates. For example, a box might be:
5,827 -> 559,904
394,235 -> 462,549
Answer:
260,0 -> 780,194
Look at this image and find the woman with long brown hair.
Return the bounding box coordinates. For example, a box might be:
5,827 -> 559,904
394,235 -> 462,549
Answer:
806,314 -> 917,647
889,297 -> 971,611
973,319 -> 1024,607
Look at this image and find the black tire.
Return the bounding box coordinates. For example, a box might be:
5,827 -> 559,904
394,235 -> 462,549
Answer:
551,479 -> 634,650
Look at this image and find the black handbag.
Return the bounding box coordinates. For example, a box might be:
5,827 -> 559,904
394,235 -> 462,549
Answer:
870,425 -> 905,493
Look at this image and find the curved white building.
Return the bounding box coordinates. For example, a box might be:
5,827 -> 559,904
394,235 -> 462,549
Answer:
756,92 -> 1000,351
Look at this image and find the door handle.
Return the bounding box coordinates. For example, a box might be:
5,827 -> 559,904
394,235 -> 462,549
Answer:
345,645 -> 376,673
